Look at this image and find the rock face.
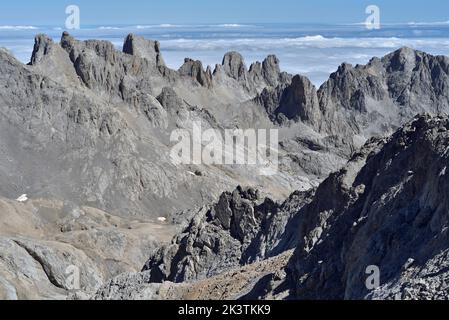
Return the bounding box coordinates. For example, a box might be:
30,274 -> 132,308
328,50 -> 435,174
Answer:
214,52 -> 291,94
30,34 -> 54,65
285,114 -> 449,300
122,34 -> 166,68
96,114 -> 449,301
258,75 -> 321,128
222,52 -> 248,83
256,47 -> 449,139
178,58 -> 212,88
61,32 -> 156,98
143,186 -> 314,283
276,76 -> 320,122
29,34 -> 80,85
261,55 -> 282,87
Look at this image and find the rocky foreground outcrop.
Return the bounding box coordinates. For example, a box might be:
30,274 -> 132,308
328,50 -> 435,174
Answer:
94,114 -> 449,300
143,186 -> 314,283
287,113 -> 449,300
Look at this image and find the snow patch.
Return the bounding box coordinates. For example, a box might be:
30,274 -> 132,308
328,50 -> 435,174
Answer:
16,194 -> 28,203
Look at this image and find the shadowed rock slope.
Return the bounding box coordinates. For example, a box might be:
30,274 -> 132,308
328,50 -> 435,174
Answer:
286,113 -> 449,300
143,186 -> 314,283
94,114 -> 449,300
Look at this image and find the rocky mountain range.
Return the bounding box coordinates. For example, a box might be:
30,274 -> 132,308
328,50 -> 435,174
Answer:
1,32 -> 449,300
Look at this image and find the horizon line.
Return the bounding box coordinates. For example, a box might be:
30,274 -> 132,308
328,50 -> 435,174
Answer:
2,21 -> 449,28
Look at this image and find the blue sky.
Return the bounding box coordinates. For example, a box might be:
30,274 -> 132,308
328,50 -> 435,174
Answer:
1,0 -> 449,25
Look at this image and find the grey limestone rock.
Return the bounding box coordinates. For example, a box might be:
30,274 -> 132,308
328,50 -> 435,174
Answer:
286,114 -> 449,300
122,33 -> 166,68
142,186 -> 314,283
178,58 -> 212,88
5,32 -> 449,301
